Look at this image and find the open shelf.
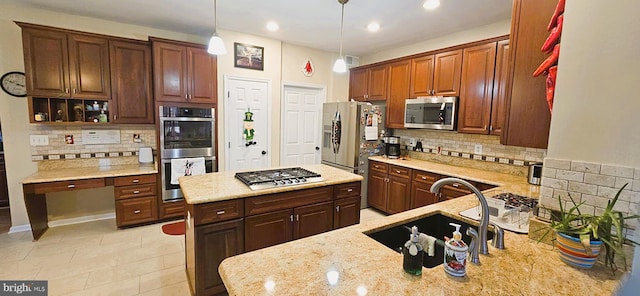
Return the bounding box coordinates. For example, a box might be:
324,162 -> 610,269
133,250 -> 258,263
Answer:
30,97 -> 110,124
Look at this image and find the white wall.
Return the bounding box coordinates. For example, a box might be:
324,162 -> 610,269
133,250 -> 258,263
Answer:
546,0 -> 640,167
0,3 -> 348,228
361,19 -> 511,64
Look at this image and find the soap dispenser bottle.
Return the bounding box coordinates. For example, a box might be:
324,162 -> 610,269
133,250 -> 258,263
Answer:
444,223 -> 468,277
403,226 -> 423,275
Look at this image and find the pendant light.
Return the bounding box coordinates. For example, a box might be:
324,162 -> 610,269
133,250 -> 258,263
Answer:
207,0 -> 226,55
332,0 -> 349,73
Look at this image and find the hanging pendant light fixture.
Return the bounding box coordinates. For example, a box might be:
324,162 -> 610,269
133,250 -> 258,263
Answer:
332,0 -> 349,73
207,0 -> 226,55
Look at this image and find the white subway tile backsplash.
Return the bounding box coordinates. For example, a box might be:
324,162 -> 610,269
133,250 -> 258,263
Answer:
584,173 -> 616,187
542,168 -> 557,178
615,177 -> 635,189
540,186 -> 554,199
568,181 -> 598,195
597,186 -> 620,199
556,170 -> 584,182
544,158 -> 571,170
542,177 -> 568,190
635,168 -> 640,180
601,164 -> 635,178
570,161 -> 601,173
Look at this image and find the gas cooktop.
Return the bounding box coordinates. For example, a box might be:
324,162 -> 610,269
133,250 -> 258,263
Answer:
235,167 -> 325,190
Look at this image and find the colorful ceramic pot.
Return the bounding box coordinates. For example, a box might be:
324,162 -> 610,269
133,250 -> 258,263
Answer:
556,232 -> 603,269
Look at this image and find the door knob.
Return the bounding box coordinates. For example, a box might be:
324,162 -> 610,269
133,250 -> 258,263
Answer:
261,151 -> 267,155
315,146 -> 320,151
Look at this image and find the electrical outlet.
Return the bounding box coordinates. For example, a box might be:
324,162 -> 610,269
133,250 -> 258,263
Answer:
30,135 -> 49,146
408,138 -> 417,146
474,144 -> 483,155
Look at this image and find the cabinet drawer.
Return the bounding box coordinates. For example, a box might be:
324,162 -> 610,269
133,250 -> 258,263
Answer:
34,178 -> 105,194
389,165 -> 411,179
194,199 -> 244,226
369,161 -> 388,173
440,183 -> 474,200
160,200 -> 185,219
114,174 -> 156,186
114,183 -> 156,200
245,186 -> 333,216
116,196 -> 158,226
334,182 -> 361,199
412,171 -> 441,184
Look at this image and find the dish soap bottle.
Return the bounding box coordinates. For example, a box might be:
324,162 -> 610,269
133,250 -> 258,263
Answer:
402,226 -> 423,275
444,223 -> 468,277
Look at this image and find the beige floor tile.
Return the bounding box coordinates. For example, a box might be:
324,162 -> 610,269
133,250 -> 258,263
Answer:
18,250 -> 74,274
162,251 -> 185,269
67,277 -> 140,296
45,272 -> 90,296
360,207 -> 387,222
0,243 -> 34,262
138,280 -> 191,296
139,265 -> 187,292
0,261 -> 41,280
85,256 -> 163,288
116,240 -> 183,265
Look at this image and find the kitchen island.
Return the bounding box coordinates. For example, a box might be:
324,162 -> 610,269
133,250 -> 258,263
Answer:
218,158 -> 625,295
179,164 -> 364,295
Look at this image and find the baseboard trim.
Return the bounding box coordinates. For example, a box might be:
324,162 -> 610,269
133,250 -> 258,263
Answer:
48,212 -> 116,228
9,224 -> 31,234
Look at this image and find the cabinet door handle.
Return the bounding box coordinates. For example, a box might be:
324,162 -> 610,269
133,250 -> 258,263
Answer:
374,165 -> 379,168
216,210 -> 225,215
73,88 -> 77,94
421,176 -> 427,180
347,188 -> 353,192
65,88 -> 69,93
290,214 -> 294,222
452,183 -> 460,188
395,170 -> 401,174
489,125 -> 493,131
114,114 -> 117,120
296,214 -> 299,221
336,206 -> 340,212
67,184 -> 75,188
133,190 -> 140,194
132,179 -> 139,183
134,210 -> 141,214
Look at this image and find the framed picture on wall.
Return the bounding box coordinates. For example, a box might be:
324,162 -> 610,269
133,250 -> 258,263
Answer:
234,43 -> 264,71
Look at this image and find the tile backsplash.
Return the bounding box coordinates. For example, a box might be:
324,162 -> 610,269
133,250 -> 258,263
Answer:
393,129 -> 547,163
538,157 -> 640,238
30,124 -> 156,161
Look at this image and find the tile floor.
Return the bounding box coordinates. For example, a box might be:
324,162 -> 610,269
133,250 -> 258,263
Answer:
0,208 -> 386,295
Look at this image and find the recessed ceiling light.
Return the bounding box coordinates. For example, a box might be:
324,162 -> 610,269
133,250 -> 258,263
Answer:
423,0 -> 440,10
367,22 -> 380,32
266,21 -> 279,32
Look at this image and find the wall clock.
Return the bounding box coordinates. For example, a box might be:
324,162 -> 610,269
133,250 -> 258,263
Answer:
1,71 -> 27,97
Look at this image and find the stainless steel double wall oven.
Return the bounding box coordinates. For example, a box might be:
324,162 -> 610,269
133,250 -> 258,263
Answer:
159,106 -> 217,202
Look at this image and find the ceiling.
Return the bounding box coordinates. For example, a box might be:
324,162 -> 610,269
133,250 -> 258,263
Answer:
9,0 -> 513,56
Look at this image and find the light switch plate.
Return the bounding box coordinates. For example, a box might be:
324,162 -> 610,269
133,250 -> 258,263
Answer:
474,144 -> 483,155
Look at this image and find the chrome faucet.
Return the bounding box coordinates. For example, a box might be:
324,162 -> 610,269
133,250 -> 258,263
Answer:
430,178 -> 490,255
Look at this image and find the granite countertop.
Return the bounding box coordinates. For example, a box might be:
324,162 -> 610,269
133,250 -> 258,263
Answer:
179,164 -> 364,205
21,163 -> 157,184
219,159 -> 625,295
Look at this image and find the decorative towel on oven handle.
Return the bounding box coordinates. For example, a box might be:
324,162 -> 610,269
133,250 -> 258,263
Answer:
170,157 -> 206,185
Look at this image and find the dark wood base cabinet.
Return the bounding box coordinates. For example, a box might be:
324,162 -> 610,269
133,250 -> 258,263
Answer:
186,181 -> 361,295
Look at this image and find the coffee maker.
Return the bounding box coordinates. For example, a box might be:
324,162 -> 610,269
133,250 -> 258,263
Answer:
384,136 -> 401,159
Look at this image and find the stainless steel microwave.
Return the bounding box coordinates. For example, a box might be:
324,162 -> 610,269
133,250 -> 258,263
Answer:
404,96 -> 457,130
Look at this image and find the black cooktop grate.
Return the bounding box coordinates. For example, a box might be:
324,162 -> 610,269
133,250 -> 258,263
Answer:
235,167 -> 322,186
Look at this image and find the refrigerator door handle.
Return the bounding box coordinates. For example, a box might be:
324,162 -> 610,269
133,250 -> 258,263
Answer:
332,111 -> 341,154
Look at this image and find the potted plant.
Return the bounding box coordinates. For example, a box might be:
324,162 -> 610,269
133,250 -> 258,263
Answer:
539,183 -> 640,273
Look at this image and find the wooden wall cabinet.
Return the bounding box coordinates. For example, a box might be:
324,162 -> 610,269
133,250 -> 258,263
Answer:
501,0 -> 556,148
152,39 -> 217,105
109,40 -> 154,124
20,25 -> 111,99
490,40 -> 510,136
433,49 -> 463,96
349,64 -> 388,101
458,42 -> 498,134
410,55 -> 435,97
386,60 -> 411,128
367,161 -> 411,214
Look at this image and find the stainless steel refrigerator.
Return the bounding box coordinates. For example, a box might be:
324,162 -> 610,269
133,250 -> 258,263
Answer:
321,101 -> 386,209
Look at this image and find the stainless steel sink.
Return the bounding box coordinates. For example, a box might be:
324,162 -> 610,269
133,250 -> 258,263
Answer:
365,213 -> 494,268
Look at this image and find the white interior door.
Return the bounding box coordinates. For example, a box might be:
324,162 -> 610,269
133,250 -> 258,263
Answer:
225,76 -> 271,171
281,84 -> 325,166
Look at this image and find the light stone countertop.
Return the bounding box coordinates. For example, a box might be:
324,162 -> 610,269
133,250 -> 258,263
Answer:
218,158 -> 625,295
21,163 -> 157,184
179,164 -> 364,205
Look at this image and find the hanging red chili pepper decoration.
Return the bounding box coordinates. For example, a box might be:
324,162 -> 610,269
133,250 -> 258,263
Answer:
546,66 -> 558,113
542,15 -> 563,53
547,0 -> 565,31
533,44 -> 560,77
